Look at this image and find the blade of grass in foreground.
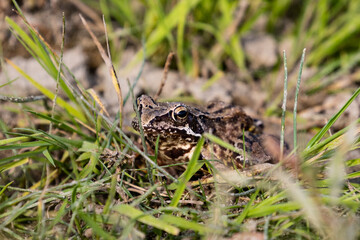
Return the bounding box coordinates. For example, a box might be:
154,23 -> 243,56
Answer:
0,158 -> 28,173
235,188 -> 260,224
203,133 -> 242,155
247,201 -> 300,218
306,86 -> 360,149
169,137 -> 204,207
160,214 -> 214,235
302,121 -> 360,158
0,141 -> 51,150
167,160 -> 204,190
0,133 -> 42,145
114,204 -> 180,235
0,150 -> 43,165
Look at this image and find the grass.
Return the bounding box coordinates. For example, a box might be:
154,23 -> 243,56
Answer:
1,0 -> 360,239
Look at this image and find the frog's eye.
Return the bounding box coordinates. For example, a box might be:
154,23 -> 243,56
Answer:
172,106 -> 188,122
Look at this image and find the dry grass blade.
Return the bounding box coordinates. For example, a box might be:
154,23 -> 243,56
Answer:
79,14 -> 123,125
87,89 -> 110,117
154,52 -> 175,100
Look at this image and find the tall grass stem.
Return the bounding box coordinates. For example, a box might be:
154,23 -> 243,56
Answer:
293,48 -> 306,151
280,50 -> 288,160
50,13 -> 65,133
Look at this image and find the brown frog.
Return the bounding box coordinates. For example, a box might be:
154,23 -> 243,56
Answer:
132,95 -> 284,171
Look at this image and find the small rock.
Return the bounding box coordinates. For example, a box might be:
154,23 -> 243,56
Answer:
243,34 -> 278,70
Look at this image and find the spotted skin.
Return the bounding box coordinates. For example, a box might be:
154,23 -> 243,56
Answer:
132,95 -> 273,169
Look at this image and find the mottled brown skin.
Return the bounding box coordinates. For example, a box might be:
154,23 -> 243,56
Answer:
132,95 -> 274,169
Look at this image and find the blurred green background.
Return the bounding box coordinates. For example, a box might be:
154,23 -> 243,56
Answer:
83,0 -> 360,83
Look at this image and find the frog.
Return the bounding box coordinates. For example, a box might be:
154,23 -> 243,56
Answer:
131,95 -> 283,171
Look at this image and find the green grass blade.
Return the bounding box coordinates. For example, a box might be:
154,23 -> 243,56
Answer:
78,211 -> 116,240
18,128 -> 83,148
79,153 -> 99,179
9,129 -> 69,150
303,119 -> 360,157
5,17 -> 44,61
114,204 -> 180,235
204,133 -> 242,154
48,199 -> 69,230
0,181 -> 13,196
6,16 -> 77,103
42,148 -> 56,167
0,134 -> 41,145
0,158 -> 28,173
0,141 -> 51,150
170,137 -> 204,207
160,214 -> 212,235
6,59 -> 87,122
248,201 -> 300,218
306,87 -> 360,148
25,110 -> 93,140
235,188 -> 259,224
167,161 -> 204,190
0,149 -> 43,166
